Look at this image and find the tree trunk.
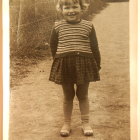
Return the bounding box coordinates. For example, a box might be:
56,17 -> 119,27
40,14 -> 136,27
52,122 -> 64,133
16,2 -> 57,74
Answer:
10,0 -> 20,54
17,0 -> 38,56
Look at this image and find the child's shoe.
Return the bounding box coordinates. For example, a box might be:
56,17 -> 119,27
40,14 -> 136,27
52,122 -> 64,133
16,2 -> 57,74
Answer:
60,123 -> 71,137
82,123 -> 93,136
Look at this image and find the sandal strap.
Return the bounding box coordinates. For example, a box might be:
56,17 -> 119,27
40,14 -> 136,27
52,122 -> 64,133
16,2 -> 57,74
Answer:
60,123 -> 71,136
82,123 -> 93,136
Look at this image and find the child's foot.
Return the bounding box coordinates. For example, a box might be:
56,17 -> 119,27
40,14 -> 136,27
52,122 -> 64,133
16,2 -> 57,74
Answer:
60,123 -> 71,137
82,123 -> 93,136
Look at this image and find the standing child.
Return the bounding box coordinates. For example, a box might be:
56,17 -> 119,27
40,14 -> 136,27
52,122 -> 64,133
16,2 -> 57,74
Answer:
49,0 -> 101,137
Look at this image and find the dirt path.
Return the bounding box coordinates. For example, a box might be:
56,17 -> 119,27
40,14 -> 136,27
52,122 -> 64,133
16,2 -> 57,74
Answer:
10,2 -> 129,140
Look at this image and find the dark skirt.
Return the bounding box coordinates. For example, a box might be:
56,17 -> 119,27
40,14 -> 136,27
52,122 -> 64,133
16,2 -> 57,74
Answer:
49,55 -> 100,85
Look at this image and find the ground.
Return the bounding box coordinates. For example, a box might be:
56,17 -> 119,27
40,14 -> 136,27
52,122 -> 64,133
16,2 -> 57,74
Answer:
9,2 -> 130,140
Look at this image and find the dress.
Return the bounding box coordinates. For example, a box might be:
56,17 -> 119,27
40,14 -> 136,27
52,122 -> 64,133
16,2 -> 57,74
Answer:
49,19 -> 101,85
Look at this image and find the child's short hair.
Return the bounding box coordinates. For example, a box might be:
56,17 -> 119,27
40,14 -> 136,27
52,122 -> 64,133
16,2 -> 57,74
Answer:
56,0 -> 89,11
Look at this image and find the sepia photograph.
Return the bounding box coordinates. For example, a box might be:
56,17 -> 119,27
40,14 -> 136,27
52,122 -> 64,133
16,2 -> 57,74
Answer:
3,0 -> 135,139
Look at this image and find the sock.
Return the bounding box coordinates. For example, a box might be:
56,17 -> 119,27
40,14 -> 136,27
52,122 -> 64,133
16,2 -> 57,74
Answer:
81,114 -> 89,124
63,100 -> 73,123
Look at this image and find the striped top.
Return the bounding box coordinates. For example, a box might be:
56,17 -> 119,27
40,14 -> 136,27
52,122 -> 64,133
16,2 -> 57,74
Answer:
49,19 -> 101,68
55,20 -> 93,54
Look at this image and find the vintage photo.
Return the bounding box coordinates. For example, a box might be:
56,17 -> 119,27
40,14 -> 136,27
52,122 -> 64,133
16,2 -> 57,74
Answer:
9,0 -> 130,139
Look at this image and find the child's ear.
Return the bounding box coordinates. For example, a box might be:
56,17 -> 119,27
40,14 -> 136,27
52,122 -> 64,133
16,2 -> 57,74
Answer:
56,4 -> 62,12
56,4 -> 60,11
82,3 -> 89,11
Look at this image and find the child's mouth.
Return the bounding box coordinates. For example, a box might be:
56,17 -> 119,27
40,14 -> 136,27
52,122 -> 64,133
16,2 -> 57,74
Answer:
69,15 -> 76,17
68,15 -> 76,18
68,13 -> 76,16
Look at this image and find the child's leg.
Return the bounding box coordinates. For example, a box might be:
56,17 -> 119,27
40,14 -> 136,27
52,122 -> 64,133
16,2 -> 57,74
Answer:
76,82 -> 93,136
62,83 -> 75,123
60,83 -> 75,136
76,82 -> 89,123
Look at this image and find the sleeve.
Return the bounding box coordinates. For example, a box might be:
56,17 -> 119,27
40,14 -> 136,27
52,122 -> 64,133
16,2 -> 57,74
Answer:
90,25 -> 101,70
49,26 -> 58,59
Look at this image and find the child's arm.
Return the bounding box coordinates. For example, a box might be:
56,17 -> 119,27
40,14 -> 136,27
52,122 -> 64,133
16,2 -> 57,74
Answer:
49,26 -> 58,59
90,25 -> 101,70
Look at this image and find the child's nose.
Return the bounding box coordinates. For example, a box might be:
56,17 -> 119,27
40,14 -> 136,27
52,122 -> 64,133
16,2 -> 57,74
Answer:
69,8 -> 74,13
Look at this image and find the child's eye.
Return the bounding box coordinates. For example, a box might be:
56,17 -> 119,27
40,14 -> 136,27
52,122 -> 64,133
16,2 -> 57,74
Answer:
72,6 -> 78,9
63,6 -> 70,9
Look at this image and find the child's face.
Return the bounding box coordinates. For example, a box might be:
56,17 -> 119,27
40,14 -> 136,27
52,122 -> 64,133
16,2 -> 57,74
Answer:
62,2 -> 82,23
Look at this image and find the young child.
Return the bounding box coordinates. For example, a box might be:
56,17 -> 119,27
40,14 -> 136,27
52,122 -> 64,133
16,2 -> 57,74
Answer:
49,0 -> 101,137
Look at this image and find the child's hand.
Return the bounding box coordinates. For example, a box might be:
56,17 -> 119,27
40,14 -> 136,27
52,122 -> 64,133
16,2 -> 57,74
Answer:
98,66 -> 101,71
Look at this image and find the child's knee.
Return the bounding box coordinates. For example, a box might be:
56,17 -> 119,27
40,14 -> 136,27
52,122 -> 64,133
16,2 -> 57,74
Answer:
76,83 -> 89,101
62,83 -> 75,101
76,94 -> 88,101
64,94 -> 75,101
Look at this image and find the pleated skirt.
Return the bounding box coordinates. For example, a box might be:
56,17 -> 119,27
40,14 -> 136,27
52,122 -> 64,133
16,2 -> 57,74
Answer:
49,55 -> 100,85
